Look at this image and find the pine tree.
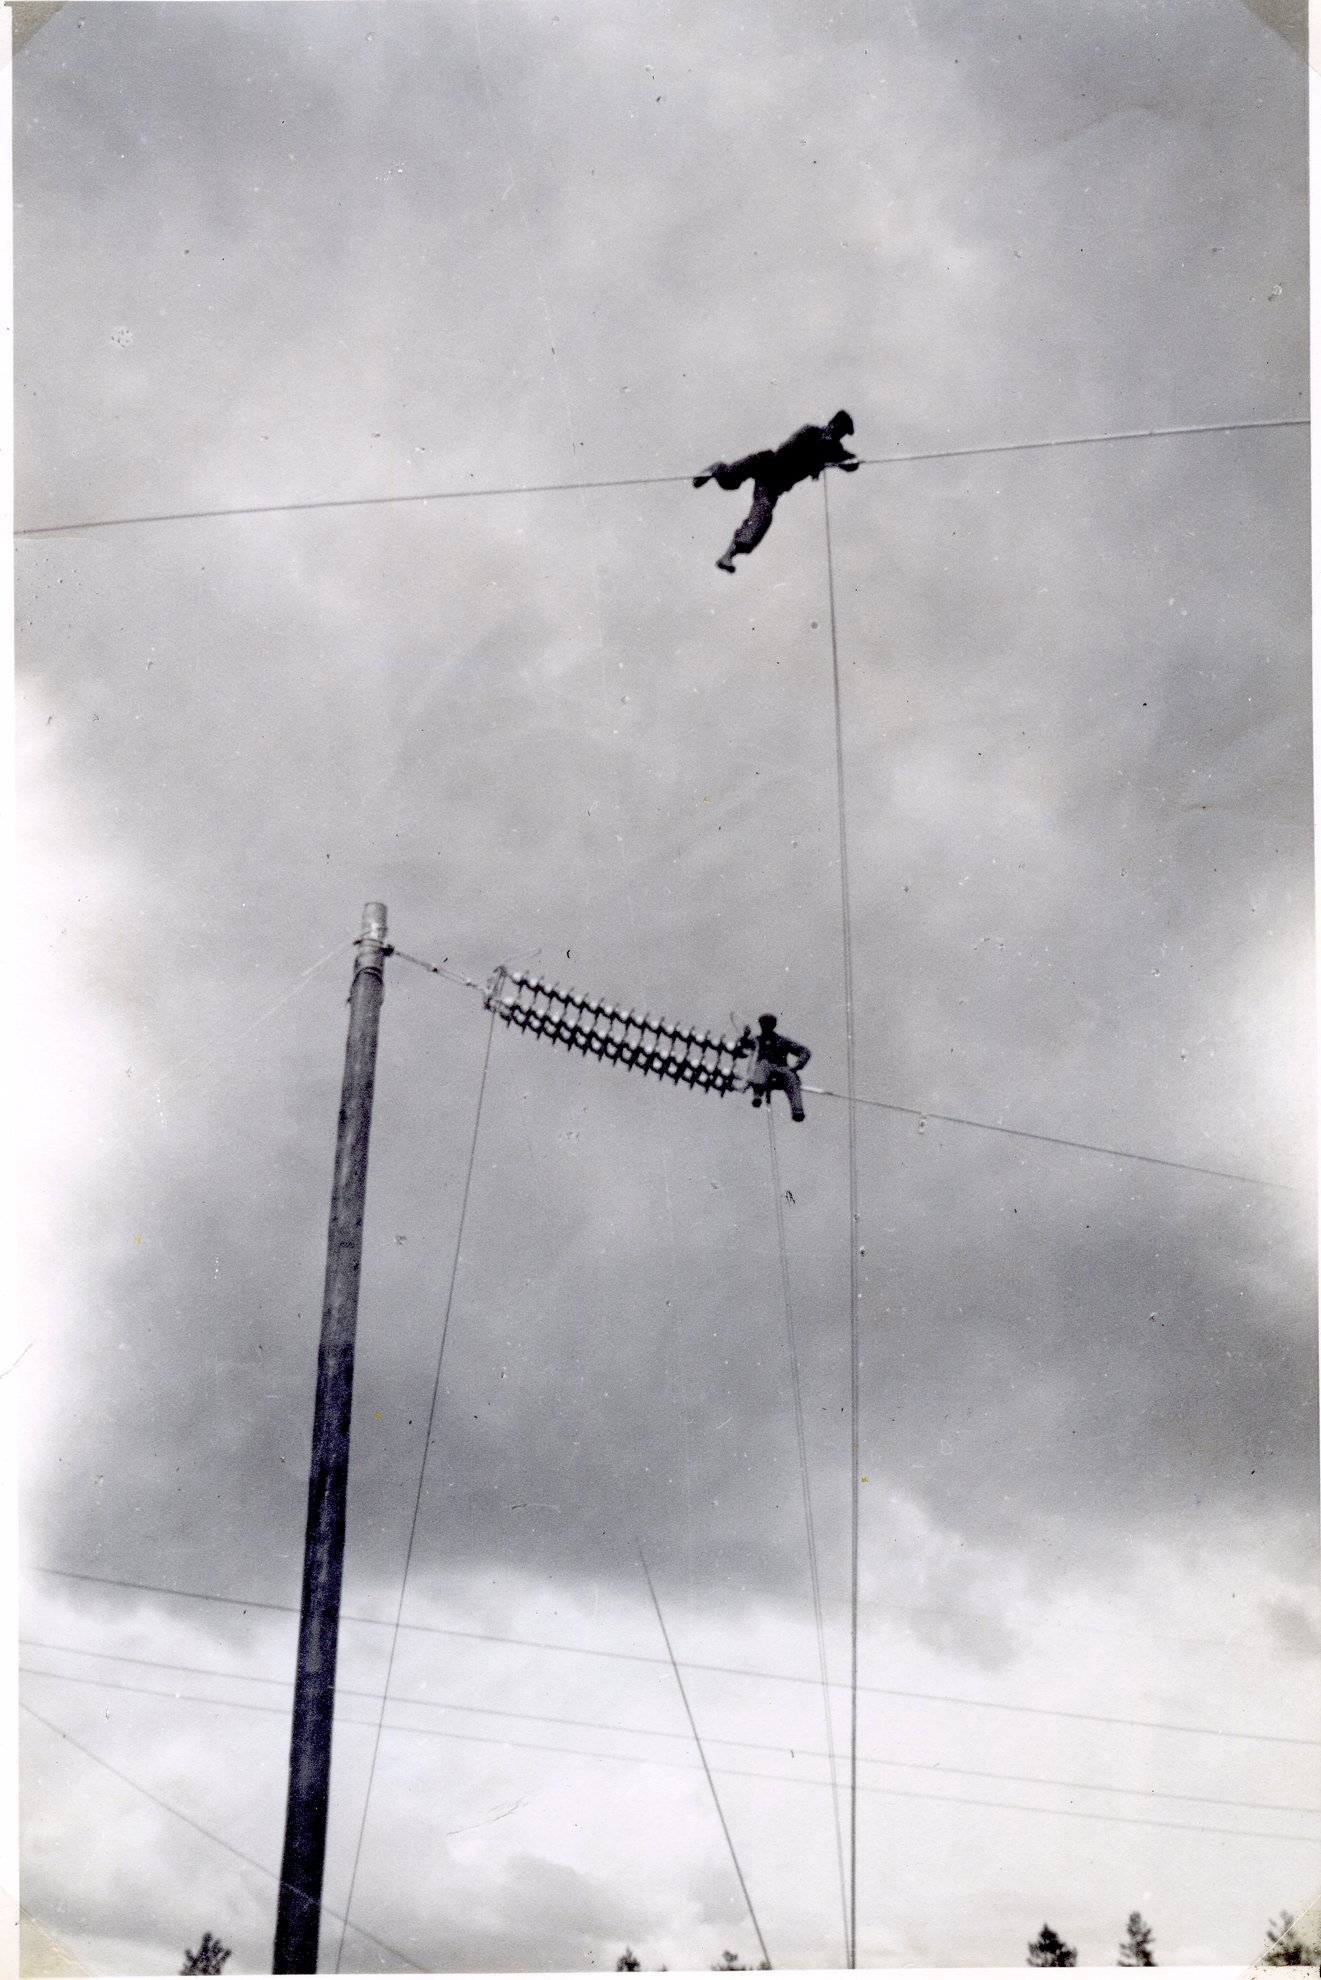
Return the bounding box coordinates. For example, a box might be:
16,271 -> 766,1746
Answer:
180,1934 -> 231,1976
1027,1923 -> 1078,1967
616,1954 -> 642,1972
1262,1912 -> 1321,1966
1119,1913 -> 1156,1966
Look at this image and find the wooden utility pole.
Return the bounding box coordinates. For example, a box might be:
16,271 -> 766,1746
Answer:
273,903 -> 388,1974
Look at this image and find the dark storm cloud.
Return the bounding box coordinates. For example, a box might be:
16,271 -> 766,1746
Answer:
30,950 -> 1312,1640
24,478 -> 1312,1613
24,441 -> 1313,1612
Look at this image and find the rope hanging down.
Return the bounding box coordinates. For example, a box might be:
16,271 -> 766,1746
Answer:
638,1546 -> 774,1971
822,472 -> 863,1970
485,965 -> 750,1095
767,1110 -> 849,1964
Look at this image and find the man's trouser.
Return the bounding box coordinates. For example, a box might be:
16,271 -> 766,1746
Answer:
730,485 -> 777,555
750,1065 -> 805,1119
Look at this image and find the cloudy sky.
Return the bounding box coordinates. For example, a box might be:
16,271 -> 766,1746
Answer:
13,0 -> 1317,1972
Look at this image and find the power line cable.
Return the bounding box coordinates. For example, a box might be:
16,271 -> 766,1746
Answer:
76,931 -> 362,1183
19,1702 -> 426,1972
143,935 -> 357,1101
386,944 -> 484,992
15,471 -> 692,539
766,1109 -> 848,1963
637,1545 -> 773,1969
823,468 -> 863,1969
802,1086 -> 1300,1193
30,1563 -> 304,1611
14,418 -> 1305,541
331,1005 -> 499,1974
360,937 -> 1298,1195
22,1673 -> 1321,1850
82,935 -> 361,1176
28,1566 -> 1317,1745
23,1651 -> 1321,1821
851,415 -> 1308,474
331,938 -> 1301,1196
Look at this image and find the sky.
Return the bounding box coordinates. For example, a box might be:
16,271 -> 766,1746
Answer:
11,0 -> 1318,1972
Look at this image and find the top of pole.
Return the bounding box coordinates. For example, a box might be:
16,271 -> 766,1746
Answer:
356,902 -> 388,981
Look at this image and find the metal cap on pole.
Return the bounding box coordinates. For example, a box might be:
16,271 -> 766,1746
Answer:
273,904 -> 387,1974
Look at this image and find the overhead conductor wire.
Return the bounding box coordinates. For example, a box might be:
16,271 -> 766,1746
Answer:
14,417 -> 1306,540
145,934 -> 359,1101
78,933 -> 362,1179
387,944 -> 483,993
331,1000 -> 499,1973
637,1545 -> 774,1970
30,1564 -> 1321,1744
20,1703 -> 426,1974
799,1087 -> 1300,1193
283,951 -> 1294,1195
24,1649 -> 1321,1826
767,1108 -> 849,1963
823,469 -> 862,1968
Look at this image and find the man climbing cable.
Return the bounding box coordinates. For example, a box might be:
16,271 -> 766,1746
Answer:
694,411 -> 860,572
739,1014 -> 812,1122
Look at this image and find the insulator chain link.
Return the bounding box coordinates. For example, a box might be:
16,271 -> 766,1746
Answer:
484,968 -> 749,1096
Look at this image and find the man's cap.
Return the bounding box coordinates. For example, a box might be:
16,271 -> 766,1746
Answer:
758,1012 -> 778,1030
831,409 -> 854,436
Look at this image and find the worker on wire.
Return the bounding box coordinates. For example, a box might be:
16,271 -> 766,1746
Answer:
694,411 -> 860,572
739,1014 -> 812,1122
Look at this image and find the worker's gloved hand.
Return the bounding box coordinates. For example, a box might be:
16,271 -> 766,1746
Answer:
693,470 -> 714,488
839,459 -> 861,472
